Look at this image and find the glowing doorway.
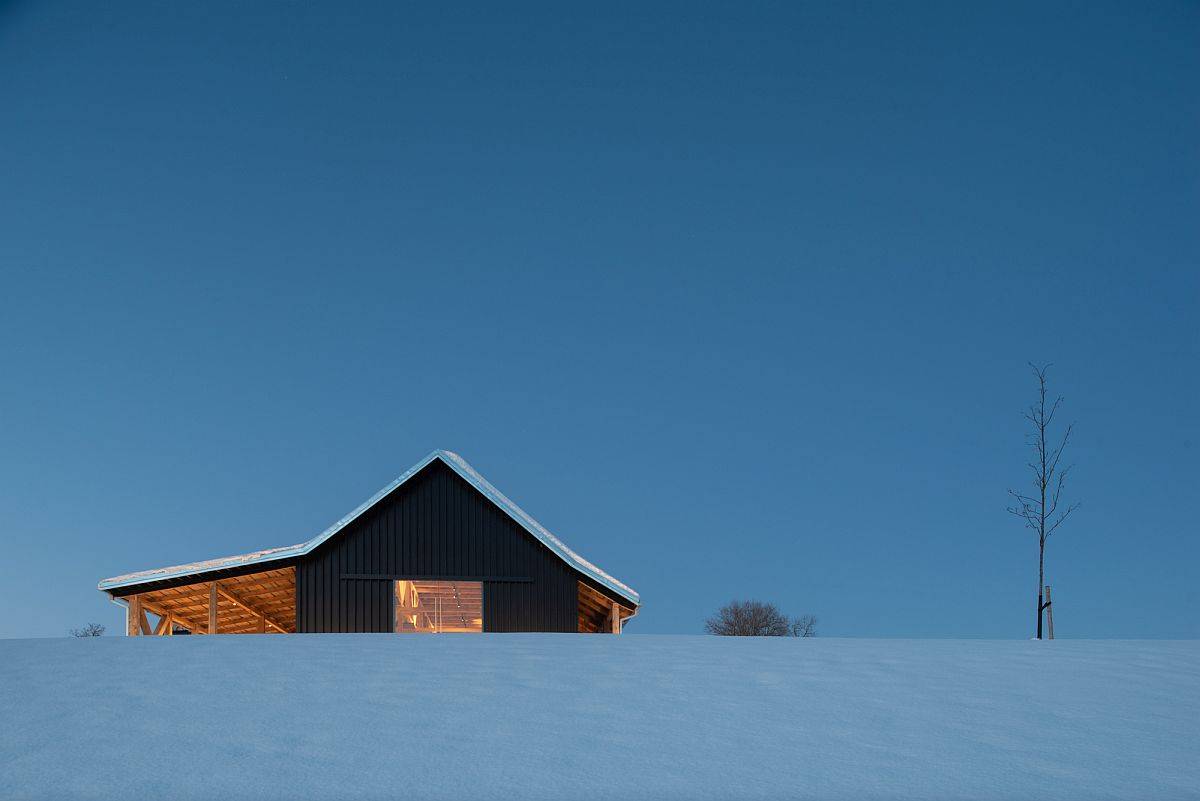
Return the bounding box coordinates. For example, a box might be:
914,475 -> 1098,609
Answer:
393,580 -> 483,633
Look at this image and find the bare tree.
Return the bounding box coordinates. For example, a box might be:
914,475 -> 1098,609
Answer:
1007,363 -> 1080,639
791,614 -> 817,638
70,623 -> 106,637
705,600 -> 817,637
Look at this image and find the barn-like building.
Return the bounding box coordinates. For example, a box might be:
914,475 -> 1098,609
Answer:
98,450 -> 639,636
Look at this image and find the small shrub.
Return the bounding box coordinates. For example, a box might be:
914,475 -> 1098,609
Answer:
705,600 -> 817,637
70,623 -> 106,637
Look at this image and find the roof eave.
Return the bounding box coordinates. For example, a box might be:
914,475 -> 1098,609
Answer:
96,450 -> 641,607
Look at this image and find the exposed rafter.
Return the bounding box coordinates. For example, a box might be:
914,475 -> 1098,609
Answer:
214,582 -> 287,634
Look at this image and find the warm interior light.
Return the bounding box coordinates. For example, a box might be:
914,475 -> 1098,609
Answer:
394,580 -> 482,634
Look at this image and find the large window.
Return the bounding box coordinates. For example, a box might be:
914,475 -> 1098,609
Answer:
393,580 -> 483,633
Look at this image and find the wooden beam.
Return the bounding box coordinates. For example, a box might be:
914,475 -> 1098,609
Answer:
127,594 -> 142,637
209,582 -> 218,635
136,599 -> 206,635
153,613 -> 171,636
214,583 -> 288,634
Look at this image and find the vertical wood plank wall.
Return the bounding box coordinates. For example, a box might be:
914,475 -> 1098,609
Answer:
295,460 -> 583,633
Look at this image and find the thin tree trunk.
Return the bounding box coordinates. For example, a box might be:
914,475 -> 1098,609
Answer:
1036,376 -> 1048,640
1036,541 -> 1044,639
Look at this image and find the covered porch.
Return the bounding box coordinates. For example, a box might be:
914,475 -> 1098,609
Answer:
121,566 -> 296,635
578,580 -> 636,633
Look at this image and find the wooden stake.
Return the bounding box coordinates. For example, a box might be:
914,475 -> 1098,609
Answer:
1045,585 -> 1054,640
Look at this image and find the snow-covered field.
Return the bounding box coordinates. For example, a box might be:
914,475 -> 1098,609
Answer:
1,635 -> 1196,800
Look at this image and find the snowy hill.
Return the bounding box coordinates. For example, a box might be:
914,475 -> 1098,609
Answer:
1,635 -> 1196,800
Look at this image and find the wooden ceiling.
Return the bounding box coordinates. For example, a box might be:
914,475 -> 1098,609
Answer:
578,580 -> 632,633
136,567 -> 296,634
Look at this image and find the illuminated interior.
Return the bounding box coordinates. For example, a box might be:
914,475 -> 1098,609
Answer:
119,567 -> 297,635
393,580 -> 483,633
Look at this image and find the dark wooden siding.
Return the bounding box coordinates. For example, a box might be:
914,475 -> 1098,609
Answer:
295,459 -> 581,633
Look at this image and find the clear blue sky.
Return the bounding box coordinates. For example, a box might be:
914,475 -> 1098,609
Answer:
1,1 -> 1196,639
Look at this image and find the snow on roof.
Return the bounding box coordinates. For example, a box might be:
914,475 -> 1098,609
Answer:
97,450 -> 640,605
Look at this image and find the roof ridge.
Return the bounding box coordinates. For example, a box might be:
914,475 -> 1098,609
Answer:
434,451 -> 639,602
98,450 -> 640,607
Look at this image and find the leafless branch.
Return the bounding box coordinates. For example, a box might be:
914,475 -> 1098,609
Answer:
1046,503 -> 1080,538
1046,423 -> 1073,481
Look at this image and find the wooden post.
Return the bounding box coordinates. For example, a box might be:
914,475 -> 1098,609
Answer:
127,594 -> 142,637
1045,586 -> 1054,640
256,615 -> 266,634
209,582 -> 219,635
610,603 -> 620,634
165,613 -> 174,636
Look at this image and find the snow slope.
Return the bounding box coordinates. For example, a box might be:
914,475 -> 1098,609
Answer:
1,636 -> 1196,800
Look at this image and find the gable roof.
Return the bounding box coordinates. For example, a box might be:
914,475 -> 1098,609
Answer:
97,450 -> 640,606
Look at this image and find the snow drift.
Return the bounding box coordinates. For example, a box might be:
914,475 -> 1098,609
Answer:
1,635 -> 1196,800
